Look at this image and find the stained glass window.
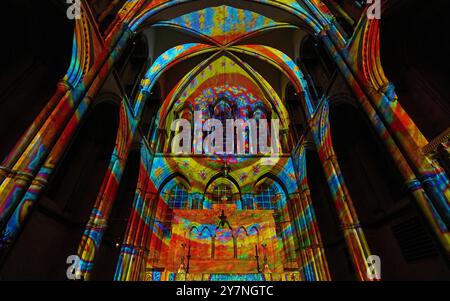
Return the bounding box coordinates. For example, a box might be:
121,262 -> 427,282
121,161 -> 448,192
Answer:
212,184 -> 234,204
255,183 -> 279,210
168,185 -> 189,209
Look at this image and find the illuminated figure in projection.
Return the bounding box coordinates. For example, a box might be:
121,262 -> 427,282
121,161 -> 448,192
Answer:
0,1 -> 449,281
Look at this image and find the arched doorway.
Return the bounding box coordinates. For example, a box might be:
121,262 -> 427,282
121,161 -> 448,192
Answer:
0,102 -> 119,280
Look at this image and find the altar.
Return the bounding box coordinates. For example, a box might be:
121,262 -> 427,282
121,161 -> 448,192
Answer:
163,204 -> 284,274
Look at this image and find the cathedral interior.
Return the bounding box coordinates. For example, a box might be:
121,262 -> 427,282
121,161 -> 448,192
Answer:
0,0 -> 449,281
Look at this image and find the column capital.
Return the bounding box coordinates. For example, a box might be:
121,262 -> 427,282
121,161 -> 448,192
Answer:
13,170 -> 34,183
32,176 -> 49,187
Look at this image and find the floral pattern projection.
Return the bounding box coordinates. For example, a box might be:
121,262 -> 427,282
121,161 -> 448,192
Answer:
116,5 -> 319,282
0,0 -> 448,282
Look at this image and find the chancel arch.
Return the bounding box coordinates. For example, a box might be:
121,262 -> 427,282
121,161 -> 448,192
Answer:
1,0 -> 449,282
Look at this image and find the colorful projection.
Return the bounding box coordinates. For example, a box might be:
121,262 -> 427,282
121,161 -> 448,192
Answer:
128,0 -> 324,33
159,55 -> 289,129
165,205 -> 281,274
1,0 -> 449,284
156,6 -> 293,45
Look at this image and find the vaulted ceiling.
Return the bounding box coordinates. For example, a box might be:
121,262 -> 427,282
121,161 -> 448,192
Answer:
133,3 -> 318,129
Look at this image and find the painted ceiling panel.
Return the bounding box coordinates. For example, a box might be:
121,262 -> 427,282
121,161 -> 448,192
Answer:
159,55 -> 287,128
159,5 -> 287,45
128,0 -> 322,33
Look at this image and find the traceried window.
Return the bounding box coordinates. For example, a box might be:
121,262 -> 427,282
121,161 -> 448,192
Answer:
212,184 -> 234,205
255,183 -> 279,210
168,184 -> 189,209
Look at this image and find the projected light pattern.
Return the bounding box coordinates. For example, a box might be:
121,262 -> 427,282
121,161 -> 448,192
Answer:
0,0 -> 449,283
157,6 -> 290,45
